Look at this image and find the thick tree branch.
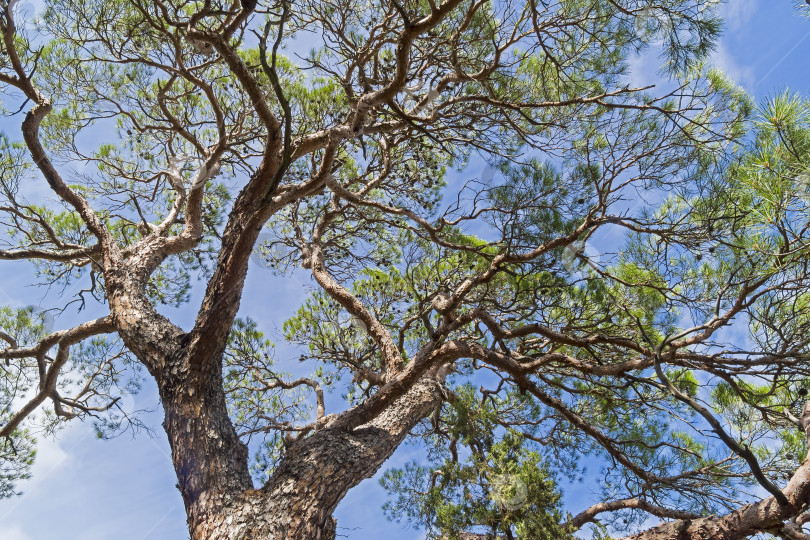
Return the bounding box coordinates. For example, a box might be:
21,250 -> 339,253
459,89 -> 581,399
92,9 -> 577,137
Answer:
0,316 -> 116,437
565,498 -> 701,531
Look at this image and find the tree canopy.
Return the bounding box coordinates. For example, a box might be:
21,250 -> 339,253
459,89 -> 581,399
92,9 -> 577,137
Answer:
2,0 -> 810,538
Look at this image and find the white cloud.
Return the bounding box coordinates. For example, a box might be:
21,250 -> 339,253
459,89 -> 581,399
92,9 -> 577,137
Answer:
12,426 -> 80,495
625,0 -> 760,90
625,50 -> 663,90
719,0 -> 758,30
31,433 -> 71,473
0,524 -> 34,540
708,41 -> 756,90
0,429 -> 75,525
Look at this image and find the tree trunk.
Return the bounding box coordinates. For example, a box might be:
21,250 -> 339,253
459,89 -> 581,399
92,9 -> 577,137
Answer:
158,366 -> 253,534
158,360 -> 443,540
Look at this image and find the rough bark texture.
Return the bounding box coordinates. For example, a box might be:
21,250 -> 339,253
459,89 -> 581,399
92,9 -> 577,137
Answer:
620,481 -> 808,540
159,365 -> 442,540
621,403 -> 810,540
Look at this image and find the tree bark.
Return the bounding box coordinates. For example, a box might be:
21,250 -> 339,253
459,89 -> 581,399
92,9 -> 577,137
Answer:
157,357 -> 443,540
621,402 -> 810,540
619,470 -> 810,540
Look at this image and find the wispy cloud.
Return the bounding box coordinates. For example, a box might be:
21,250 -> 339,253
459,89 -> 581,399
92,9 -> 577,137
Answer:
719,0 -> 758,30
0,525 -> 34,540
709,41 -> 756,89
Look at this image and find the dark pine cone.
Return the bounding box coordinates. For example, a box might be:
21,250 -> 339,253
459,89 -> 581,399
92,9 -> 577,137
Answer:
241,0 -> 258,11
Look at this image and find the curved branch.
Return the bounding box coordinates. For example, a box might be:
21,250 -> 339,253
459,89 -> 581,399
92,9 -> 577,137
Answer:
0,316 -> 116,437
652,347 -> 789,506
1,5 -> 118,262
308,242 -> 403,378
565,498 -> 701,531
622,401 -> 810,539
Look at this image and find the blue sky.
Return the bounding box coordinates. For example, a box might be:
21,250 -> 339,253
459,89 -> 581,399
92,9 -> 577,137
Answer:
1,1 -> 809,539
